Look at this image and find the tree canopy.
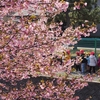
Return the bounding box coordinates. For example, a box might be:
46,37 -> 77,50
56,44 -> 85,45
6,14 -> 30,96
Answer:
55,0 -> 100,30
0,0 -> 98,99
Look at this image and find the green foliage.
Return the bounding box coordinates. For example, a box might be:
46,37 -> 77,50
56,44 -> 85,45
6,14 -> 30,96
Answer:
69,0 -> 100,28
54,12 -> 67,23
54,0 -> 100,29
69,6 -> 100,27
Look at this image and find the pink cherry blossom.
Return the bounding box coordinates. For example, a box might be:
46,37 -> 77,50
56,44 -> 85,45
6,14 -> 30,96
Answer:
0,0 -> 97,100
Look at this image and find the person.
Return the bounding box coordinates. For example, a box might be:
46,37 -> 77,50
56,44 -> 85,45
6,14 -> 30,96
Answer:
80,49 -> 84,55
97,54 -> 100,69
96,54 -> 100,76
80,53 -> 87,74
89,51 -> 97,74
75,51 -> 81,72
85,52 -> 90,72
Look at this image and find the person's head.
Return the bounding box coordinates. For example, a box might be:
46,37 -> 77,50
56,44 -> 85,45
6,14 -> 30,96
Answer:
76,51 -> 80,56
85,52 -> 90,57
98,54 -> 100,58
90,51 -> 95,55
80,49 -> 84,55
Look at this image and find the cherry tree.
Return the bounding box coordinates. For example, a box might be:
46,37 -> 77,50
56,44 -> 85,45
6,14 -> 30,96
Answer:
0,0 -> 97,100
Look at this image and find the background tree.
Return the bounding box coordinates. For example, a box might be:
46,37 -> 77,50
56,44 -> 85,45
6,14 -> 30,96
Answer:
55,0 -> 100,31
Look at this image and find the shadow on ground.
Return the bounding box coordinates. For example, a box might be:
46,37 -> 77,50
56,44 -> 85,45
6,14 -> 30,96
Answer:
75,82 -> 100,100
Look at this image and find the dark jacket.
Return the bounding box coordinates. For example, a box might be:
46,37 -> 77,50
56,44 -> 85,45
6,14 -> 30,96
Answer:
81,56 -> 87,64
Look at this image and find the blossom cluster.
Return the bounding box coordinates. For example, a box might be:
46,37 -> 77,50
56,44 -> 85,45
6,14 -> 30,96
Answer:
0,77 -> 88,100
0,0 -> 97,99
